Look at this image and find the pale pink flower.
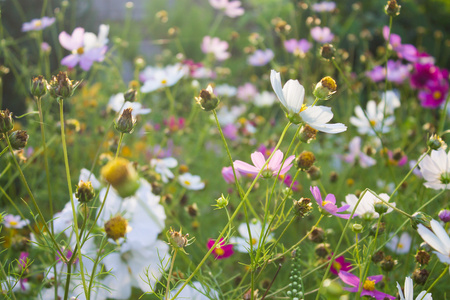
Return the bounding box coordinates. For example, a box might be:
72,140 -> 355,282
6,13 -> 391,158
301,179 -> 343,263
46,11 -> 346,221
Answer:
234,150 -> 294,178
209,0 -> 244,18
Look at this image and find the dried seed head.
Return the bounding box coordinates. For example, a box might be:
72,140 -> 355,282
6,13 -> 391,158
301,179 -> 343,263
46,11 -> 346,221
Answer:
9,130 -> 29,150
115,108 -> 136,134
31,75 -> 48,98
104,215 -> 129,241
75,180 -> 95,203
0,109 -> 14,134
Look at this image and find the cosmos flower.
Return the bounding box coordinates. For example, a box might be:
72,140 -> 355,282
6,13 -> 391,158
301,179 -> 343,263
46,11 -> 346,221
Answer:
310,186 -> 352,219
284,39 -> 312,55
386,60 -> 410,84
151,157 -> 178,183
209,0 -> 244,18
383,26 -> 418,62
170,281 -> 220,299
417,219 -> 450,264
215,84 -> 238,97
418,83 -> 449,108
270,70 -> 347,133
3,214 -> 30,229
366,66 -> 386,82
338,271 -> 395,299
59,25 -> 109,71
234,150 -> 295,178
397,276 -> 432,300
230,220 -> 274,252
349,100 -> 395,135
247,49 -> 274,66
207,238 -> 234,259
22,16 -> 55,32
216,105 -> 246,126
418,148 -> 450,190
222,166 -> 241,183
140,64 -> 187,93
237,83 -> 258,102
343,191 -> 395,219
379,90 -> 401,114
342,136 -> 377,168
201,36 -> 230,61
254,91 -> 276,107
329,255 -> 352,275
310,27 -> 334,43
179,173 -> 205,190
386,232 -> 412,254
311,1 -> 336,12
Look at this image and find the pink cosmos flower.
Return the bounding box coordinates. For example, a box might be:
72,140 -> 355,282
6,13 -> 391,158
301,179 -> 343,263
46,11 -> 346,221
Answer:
310,186 -> 352,219
366,66 -> 386,82
222,166 -> 241,183
383,26 -> 418,62
209,0 -> 244,18
234,150 -> 295,178
237,83 -> 258,101
22,16 -> 55,32
328,255 -> 352,275
201,36 -> 230,61
343,137 -> 376,168
310,27 -> 334,43
284,39 -> 312,55
386,60 -> 410,84
338,271 -> 395,299
418,83 -> 449,108
248,49 -> 274,66
207,238 -> 234,259
223,123 -> 238,140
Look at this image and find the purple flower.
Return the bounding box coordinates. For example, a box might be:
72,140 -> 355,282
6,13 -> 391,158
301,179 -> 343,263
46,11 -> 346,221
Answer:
439,209 -> 450,223
248,49 -> 274,66
383,26 -> 418,62
222,166 -> 241,184
284,39 -> 312,55
366,66 -> 386,82
234,150 -> 295,178
343,137 -> 376,168
18,252 -> 29,270
59,27 -> 108,71
209,0 -> 244,18
22,16 -> 55,32
237,83 -> 258,101
338,271 -> 395,299
281,174 -> 301,192
329,255 -> 352,275
311,1 -> 336,12
201,36 -> 230,61
310,27 -> 334,43
223,123 -> 238,140
41,42 -> 51,52
310,186 -> 352,219
386,60 -> 410,84
207,238 -> 234,259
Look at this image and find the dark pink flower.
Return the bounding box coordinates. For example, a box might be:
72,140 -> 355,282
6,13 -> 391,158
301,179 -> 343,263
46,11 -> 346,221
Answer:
329,255 -> 352,275
163,116 -> 185,132
282,174 -> 301,192
338,271 -> 395,299
310,186 -> 352,219
418,84 -> 449,108
410,63 -> 445,89
207,238 -> 234,259
18,252 -> 29,270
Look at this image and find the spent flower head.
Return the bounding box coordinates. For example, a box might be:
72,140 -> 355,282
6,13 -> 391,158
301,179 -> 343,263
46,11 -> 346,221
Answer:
9,130 -> 29,150
195,84 -> 219,111
0,109 -> 14,134
75,180 -> 95,203
48,71 -> 81,99
115,107 -> 136,134
31,76 -> 48,98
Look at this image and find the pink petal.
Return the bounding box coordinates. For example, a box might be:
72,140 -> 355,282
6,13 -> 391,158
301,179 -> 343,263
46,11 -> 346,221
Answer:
234,160 -> 259,175
268,150 -> 283,171
338,271 -> 359,287
250,152 -> 266,169
61,54 -> 80,68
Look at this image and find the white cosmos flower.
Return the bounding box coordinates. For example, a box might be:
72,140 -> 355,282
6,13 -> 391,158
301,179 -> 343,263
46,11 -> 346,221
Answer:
343,191 -> 395,219
230,220 -> 274,253
108,93 -> 151,116
349,100 -> 395,135
397,277 -> 432,300
254,91 -> 276,107
179,173 -> 205,190
140,64 -> 187,93
270,70 -> 346,133
417,219 -> 450,264
215,105 -> 246,126
379,90 -> 400,114
215,84 -> 237,97
151,157 -> 178,183
170,281 -> 220,300
386,232 -> 412,254
418,148 -> 450,190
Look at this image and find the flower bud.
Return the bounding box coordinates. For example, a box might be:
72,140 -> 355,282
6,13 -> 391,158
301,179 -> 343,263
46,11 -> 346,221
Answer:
352,223 -> 363,233
320,44 -> 336,60
298,124 -> 318,144
124,89 -> 137,102
415,250 -> 431,265
31,75 -> 48,98
329,171 -> 338,183
9,130 -> 29,150
309,227 -> 324,243
428,134 -> 447,150
48,71 -> 80,99
195,85 -> 219,111
315,243 -> 330,258
412,268 -> 429,285
293,197 -> 313,218
115,108 -> 136,134
380,255 -> 397,272
374,201 -> 388,215
372,250 -> 384,264
438,209 -> 450,223
370,222 -> 385,236
101,157 -> 140,198
186,203 -> 198,218
307,165 -> 321,181
295,151 -> 316,170
167,227 -> 190,250
0,109 -> 14,134
104,215 -> 129,241
215,194 -> 229,209
411,212 -> 432,230
75,180 -> 95,203
313,77 -> 337,100
385,0 -> 401,17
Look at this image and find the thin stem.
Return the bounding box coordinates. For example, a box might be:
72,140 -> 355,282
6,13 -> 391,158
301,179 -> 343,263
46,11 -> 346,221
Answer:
282,214 -> 324,257
0,258 -> 18,300
0,146 -> 8,157
380,16 -> 393,133
165,250 -> 178,300
87,237 -> 108,300
59,99 -> 88,299
423,265 -> 449,298
165,88 -> 176,116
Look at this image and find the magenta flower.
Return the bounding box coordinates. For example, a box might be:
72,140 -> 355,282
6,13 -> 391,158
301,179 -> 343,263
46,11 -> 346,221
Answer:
234,150 -> 295,178
18,252 -> 29,270
311,1 -> 336,12
223,123 -> 238,140
207,238 -> 234,259
418,83 -> 449,108
310,27 -> 334,43
248,49 -> 274,66
284,39 -> 312,55
222,166 -> 241,183
310,186 -> 352,219
387,149 -> 408,166
201,36 -> 230,61
22,16 -> 55,32
383,26 -> 418,62
366,66 -> 385,82
163,116 -> 185,133
338,271 -> 395,299
281,174 -> 301,192
328,255 -> 352,275
209,0 -> 244,18
410,63 -> 448,89
59,27 -> 107,71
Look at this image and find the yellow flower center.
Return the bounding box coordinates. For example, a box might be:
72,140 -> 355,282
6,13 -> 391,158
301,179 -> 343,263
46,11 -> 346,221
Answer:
34,20 -> 42,27
397,243 -> 404,249
214,247 -> 225,256
322,201 -> 331,206
433,91 -> 442,100
161,79 -> 168,85
333,261 -> 342,271
251,238 -> 257,245
300,104 -> 308,112
77,47 -> 85,55
184,180 -> 191,185
10,221 -> 18,226
363,279 -> 376,291
369,120 -> 376,126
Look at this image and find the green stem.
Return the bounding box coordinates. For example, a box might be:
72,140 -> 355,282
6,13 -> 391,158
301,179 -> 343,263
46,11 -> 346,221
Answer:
380,16 -> 393,133
165,87 -> 176,115
165,249 -> 178,300
0,146 -> 8,157
0,258 -> 17,300
423,265 -> 449,299
59,99 -> 88,299
282,214 -> 324,257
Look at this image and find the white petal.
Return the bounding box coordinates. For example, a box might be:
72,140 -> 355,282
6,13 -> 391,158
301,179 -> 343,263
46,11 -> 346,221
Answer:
270,70 -> 287,109
282,80 -> 305,113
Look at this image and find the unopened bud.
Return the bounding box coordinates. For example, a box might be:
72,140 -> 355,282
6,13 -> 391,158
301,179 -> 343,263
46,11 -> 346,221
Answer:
370,222 -> 385,236
411,212 -> 432,230
428,134 -> 446,150
48,71 -> 80,99
380,255 -> 397,272
313,77 -> 337,100
372,250 -> 384,264
439,209 -> 450,223
104,215 -> 129,241
295,151 -> 316,170
412,268 -> 429,285
124,89 -> 137,102
374,201 -> 388,215
195,85 -> 219,111
309,227 -> 324,243
307,165 -> 321,181
9,130 -> 29,150
0,109 -> 14,134
315,243 -> 330,258
352,223 -> 363,233
186,203 -> 198,217
75,180 -> 95,203
167,228 -> 190,251
415,250 -> 431,265
115,108 -> 136,134
215,194 -> 229,209
31,75 -> 48,98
